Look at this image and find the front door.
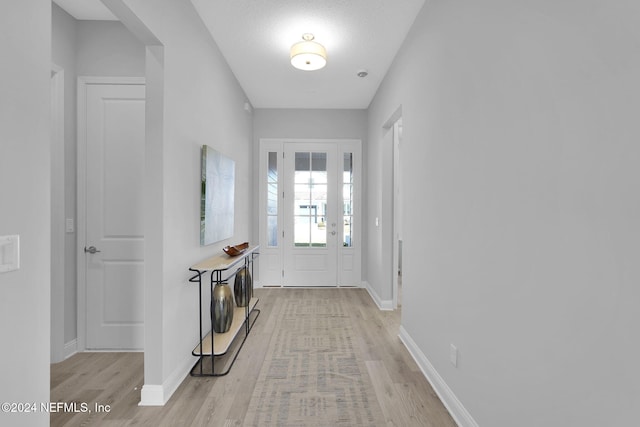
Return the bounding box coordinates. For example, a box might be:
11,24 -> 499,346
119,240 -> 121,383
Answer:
83,81 -> 145,349
283,143 -> 338,286
259,139 -> 361,287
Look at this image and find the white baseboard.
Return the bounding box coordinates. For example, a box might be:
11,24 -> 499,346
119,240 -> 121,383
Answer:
139,353 -> 193,406
363,281 -> 393,311
64,339 -> 77,360
398,326 -> 479,427
139,385 -> 164,406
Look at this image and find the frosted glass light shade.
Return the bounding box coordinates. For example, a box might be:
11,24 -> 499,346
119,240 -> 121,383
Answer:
290,39 -> 327,71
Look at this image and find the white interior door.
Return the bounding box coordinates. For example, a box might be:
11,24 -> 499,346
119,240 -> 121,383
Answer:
84,82 -> 145,350
283,143 -> 338,286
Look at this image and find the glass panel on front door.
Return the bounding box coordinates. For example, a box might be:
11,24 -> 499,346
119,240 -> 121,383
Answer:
294,152 -> 328,247
343,152 -> 353,247
267,152 -> 278,247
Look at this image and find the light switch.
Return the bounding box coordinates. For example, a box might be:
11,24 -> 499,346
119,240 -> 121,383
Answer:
0,235 -> 20,273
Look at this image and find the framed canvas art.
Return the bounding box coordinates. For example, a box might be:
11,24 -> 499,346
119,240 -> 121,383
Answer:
201,145 -> 235,245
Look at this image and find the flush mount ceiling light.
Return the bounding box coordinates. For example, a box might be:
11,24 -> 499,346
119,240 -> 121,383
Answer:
290,33 -> 327,71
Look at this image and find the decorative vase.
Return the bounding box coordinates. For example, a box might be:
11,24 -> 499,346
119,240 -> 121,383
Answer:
233,266 -> 253,307
211,283 -> 234,333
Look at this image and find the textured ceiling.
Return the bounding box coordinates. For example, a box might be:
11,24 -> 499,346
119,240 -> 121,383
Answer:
191,0 -> 425,109
53,0 -> 425,109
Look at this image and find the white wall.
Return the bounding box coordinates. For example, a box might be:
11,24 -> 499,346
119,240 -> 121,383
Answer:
76,20 -> 145,76
51,8 -> 145,352
367,0 -> 640,426
252,108 -> 367,251
252,108 -> 367,141
0,0 -> 51,426
117,0 -> 254,403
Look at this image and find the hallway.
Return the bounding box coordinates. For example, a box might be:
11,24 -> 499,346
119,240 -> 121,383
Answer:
51,288 -> 455,426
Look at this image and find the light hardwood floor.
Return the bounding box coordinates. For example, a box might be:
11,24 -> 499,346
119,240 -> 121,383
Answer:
51,288 -> 456,426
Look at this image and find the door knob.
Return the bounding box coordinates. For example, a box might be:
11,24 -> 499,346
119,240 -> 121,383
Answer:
331,231 -> 336,236
84,246 -> 101,254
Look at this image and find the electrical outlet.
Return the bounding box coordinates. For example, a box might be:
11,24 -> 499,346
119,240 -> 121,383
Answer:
450,344 -> 458,368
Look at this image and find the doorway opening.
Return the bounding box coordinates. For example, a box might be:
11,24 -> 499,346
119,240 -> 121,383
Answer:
51,64 -> 65,363
392,118 -> 403,309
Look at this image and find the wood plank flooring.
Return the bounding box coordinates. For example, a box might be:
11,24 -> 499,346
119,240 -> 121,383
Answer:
51,288 -> 456,426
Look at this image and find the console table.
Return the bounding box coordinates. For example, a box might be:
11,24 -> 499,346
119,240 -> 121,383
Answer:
188,244 -> 260,376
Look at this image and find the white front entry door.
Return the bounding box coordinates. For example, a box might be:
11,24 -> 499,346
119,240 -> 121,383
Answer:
259,139 -> 361,287
283,143 -> 338,286
83,81 -> 145,350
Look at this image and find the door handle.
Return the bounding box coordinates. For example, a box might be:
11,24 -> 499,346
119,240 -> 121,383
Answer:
84,246 -> 101,254
331,231 -> 337,236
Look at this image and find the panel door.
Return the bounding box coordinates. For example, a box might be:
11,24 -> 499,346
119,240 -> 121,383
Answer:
85,82 -> 145,349
283,143 -> 338,286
